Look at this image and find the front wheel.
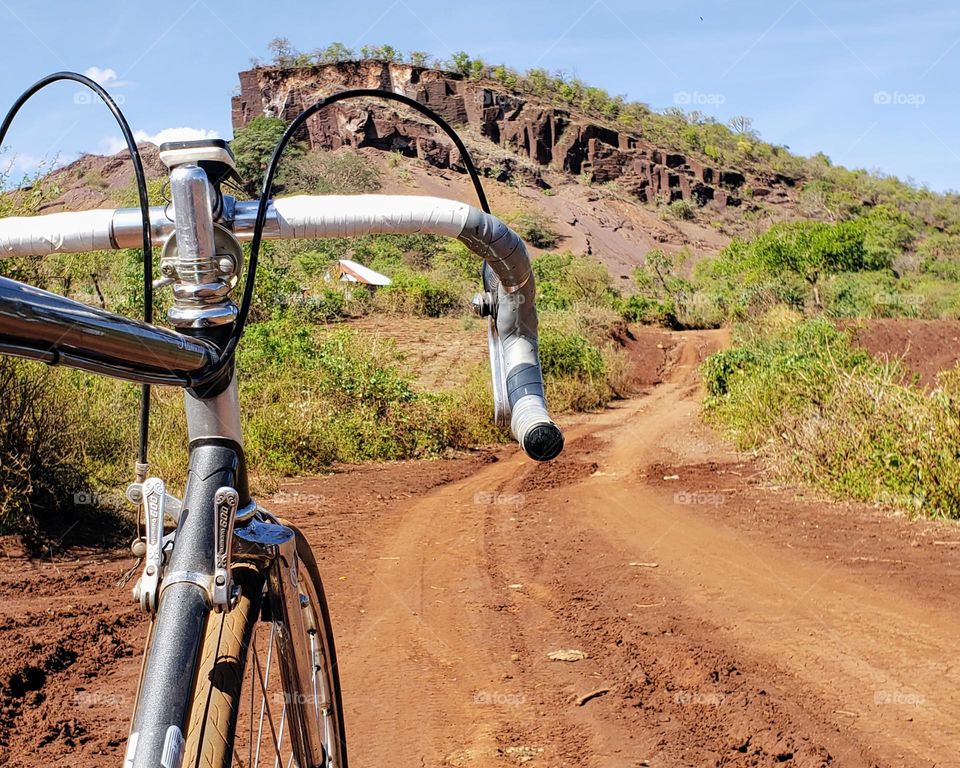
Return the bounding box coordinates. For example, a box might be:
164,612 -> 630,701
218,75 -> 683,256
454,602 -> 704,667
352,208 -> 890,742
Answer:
182,524 -> 348,768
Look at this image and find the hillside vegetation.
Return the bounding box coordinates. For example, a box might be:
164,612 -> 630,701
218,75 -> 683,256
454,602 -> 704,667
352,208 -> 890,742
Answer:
0,152 -> 630,540
2,42 -> 960,537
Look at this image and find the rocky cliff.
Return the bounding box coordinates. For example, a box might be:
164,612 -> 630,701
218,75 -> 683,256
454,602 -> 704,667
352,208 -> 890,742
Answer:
231,61 -> 795,210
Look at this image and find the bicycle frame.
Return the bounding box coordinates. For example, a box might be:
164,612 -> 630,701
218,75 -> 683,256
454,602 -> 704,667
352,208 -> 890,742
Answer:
0,133 -> 564,766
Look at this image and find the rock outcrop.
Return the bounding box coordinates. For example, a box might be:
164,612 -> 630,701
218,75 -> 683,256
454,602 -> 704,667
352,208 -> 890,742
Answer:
232,61 -> 789,208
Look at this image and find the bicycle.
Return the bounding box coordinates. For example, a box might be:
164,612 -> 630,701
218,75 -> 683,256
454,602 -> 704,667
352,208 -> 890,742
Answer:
0,73 -> 564,768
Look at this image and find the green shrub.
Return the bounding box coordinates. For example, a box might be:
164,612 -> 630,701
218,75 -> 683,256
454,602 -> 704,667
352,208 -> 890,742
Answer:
0,360 -> 87,534
504,209 -> 562,249
539,327 -> 604,379
374,271 -> 466,317
622,294 -> 676,326
703,313 -> 960,519
625,248 -> 724,329
280,149 -> 381,195
537,311 -> 629,411
667,199 -> 695,220
918,232 -> 960,280
231,116 -> 303,189
237,322 -> 501,472
532,251 -> 619,311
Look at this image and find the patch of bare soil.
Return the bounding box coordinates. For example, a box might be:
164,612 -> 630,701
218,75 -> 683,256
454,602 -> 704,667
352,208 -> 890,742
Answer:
846,317 -> 960,388
2,330 -> 958,767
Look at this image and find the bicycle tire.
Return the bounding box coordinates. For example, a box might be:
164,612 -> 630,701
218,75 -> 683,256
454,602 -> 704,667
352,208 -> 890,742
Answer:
181,525 -> 348,768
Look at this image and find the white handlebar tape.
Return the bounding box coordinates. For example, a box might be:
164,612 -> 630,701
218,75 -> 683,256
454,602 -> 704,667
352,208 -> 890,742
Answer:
0,209 -> 115,256
0,193 -> 564,460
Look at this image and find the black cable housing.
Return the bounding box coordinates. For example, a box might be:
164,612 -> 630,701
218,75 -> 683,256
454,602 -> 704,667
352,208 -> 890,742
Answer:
0,71 -> 155,467
192,87 -> 493,387
0,85 -> 492,402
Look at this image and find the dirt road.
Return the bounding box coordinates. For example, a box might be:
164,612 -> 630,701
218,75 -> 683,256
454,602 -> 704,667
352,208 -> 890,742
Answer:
2,330 -> 959,767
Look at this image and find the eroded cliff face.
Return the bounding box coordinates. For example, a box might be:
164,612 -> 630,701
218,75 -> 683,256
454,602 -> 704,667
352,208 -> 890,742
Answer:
232,61 -> 792,209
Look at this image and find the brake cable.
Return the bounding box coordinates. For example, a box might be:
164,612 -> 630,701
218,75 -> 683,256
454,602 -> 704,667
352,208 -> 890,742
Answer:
195,88 -> 493,384
0,83 -> 496,407
0,71 -> 155,479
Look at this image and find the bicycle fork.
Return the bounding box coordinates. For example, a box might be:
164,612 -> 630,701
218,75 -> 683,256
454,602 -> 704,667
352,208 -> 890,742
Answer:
123,381 -> 314,768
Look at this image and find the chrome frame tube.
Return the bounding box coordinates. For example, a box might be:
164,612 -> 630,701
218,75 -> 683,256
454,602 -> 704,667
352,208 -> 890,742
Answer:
169,165 -> 218,285
0,275 -> 216,381
184,373 -> 244,445
128,440 -> 248,768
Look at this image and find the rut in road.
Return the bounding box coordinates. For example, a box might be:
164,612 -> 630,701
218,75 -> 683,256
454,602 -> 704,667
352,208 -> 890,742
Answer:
320,330 -> 960,768
2,329 -> 958,767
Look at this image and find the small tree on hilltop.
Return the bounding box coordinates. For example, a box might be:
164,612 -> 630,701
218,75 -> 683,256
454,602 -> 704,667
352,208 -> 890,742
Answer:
408,50 -> 430,67
267,36 -> 296,67
317,42 -> 354,64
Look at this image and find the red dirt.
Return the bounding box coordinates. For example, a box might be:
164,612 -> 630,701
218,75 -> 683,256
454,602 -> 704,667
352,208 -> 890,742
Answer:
2,330 -> 959,767
846,318 -> 960,388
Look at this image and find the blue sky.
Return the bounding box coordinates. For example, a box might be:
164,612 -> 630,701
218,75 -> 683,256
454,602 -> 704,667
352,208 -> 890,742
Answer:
1,0 -> 958,191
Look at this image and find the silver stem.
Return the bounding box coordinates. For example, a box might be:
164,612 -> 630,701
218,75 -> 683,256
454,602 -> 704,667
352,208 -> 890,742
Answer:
169,164 -> 218,285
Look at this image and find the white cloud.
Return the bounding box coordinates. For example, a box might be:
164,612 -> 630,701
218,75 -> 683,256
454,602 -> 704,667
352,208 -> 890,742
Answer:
83,66 -> 132,88
100,127 -> 221,155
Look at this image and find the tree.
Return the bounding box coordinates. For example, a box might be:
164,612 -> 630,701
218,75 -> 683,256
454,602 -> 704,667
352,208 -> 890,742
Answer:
267,37 -> 296,67
231,116 -> 302,191
449,51 -> 472,76
408,50 -> 430,67
468,58 -> 487,80
492,65 -> 517,89
317,42 -> 354,64
728,115 -> 757,139
748,220 -> 869,308
359,44 -> 399,62
524,68 -> 551,96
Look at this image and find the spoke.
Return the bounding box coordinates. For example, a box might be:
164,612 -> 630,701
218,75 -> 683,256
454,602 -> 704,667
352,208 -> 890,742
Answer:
272,702 -> 287,768
248,625 -> 257,768
310,632 -> 321,727
253,621 -> 277,768
252,623 -> 283,768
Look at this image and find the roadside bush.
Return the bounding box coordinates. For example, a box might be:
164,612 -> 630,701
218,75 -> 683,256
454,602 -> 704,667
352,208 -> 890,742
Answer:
667,199 -> 696,220
703,313 -> 960,519
373,271 -> 466,316
532,251 -> 619,311
625,248 -> 725,329
918,232 -> 960,280
0,360 -> 88,534
537,311 -> 630,411
238,324 -> 502,473
622,293 -> 676,326
692,212 -> 921,320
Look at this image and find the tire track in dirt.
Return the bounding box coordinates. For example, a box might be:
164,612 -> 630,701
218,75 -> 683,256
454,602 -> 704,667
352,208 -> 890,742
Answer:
2,329 -> 959,767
